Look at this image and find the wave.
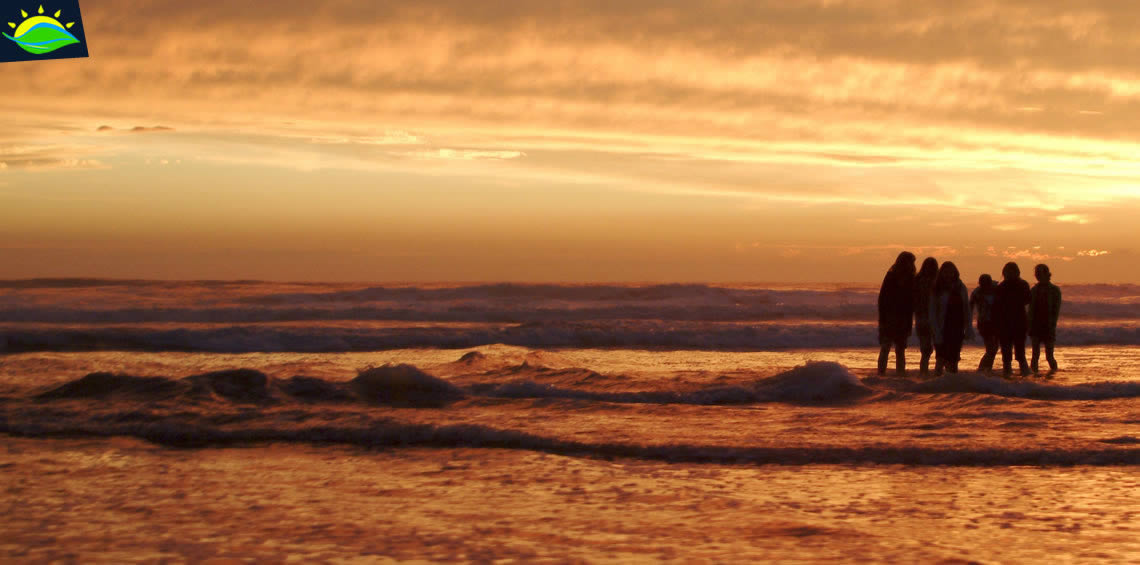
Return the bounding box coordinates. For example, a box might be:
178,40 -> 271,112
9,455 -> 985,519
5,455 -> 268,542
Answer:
908,373 -> 1140,401
7,360 -> 1138,466
4,302 -> 1140,325
476,362 -> 871,405
35,364 -> 466,408
24,361 -> 1140,411
3,282 -> 1139,325
2,416 -> 1135,466
4,321 -> 1140,353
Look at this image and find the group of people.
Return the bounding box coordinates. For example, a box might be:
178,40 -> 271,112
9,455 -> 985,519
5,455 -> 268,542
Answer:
877,252 -> 1063,377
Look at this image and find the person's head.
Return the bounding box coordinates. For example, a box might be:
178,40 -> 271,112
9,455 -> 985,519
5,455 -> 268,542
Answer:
1002,262 -> 1020,281
1035,263 -> 1051,283
936,261 -> 960,291
893,251 -> 917,276
978,274 -> 993,289
918,257 -> 939,279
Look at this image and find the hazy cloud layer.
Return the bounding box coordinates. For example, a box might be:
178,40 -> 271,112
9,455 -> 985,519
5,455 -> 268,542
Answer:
3,1 -> 1138,280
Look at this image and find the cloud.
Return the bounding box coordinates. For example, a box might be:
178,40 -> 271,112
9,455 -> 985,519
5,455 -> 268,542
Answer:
11,0 -> 1140,145
1078,249 -> 1111,257
0,142 -> 110,171
741,243 -> 960,258
0,0 -> 1138,268
1055,213 -> 1091,224
1002,248 -> 1053,261
992,223 -> 1031,232
95,125 -> 176,134
418,149 -> 526,160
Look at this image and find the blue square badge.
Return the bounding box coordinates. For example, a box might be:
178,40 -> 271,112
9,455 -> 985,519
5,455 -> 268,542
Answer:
1,1 -> 88,63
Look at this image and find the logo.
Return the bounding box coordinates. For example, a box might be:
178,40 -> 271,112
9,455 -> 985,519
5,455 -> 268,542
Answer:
1,1 -> 88,63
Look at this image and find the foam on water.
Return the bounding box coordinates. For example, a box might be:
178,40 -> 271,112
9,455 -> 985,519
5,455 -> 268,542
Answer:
3,280 -> 1140,352
2,357 -> 1135,467
3,414 -> 1136,466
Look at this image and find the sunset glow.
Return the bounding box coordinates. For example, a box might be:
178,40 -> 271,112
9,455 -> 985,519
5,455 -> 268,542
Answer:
2,0 -> 1138,281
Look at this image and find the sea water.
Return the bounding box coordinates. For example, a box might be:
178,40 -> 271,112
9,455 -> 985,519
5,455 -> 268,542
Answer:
1,281 -> 1138,562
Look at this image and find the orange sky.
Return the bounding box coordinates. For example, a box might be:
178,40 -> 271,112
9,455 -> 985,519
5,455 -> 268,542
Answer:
1,0 -> 1136,282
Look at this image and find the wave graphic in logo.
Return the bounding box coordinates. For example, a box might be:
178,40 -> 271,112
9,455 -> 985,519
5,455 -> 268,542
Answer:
4,5 -> 79,55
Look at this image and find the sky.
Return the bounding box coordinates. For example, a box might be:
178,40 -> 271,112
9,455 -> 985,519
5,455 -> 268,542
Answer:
1,0 -> 1137,282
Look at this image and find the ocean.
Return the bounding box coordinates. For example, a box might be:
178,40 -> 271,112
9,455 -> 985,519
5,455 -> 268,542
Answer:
2,280 -> 1138,562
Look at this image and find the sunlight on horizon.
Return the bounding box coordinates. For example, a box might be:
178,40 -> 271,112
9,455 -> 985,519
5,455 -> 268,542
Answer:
1,1 -> 1137,282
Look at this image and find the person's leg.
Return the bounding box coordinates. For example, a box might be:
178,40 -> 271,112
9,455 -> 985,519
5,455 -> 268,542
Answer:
947,336 -> 963,373
1045,338 -> 1058,371
999,334 -> 1013,376
934,341 -> 950,376
920,331 -> 933,375
894,339 -> 907,375
1014,332 -> 1030,375
877,342 -> 890,375
980,333 -> 998,372
1030,337 -> 1041,373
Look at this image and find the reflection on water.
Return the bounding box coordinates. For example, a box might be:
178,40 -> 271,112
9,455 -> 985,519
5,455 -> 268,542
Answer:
2,440 -> 1137,562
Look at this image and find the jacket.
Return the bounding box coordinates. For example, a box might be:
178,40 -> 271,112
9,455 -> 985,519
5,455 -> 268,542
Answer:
994,278 -> 1031,334
931,280 -> 973,345
913,273 -> 937,329
969,286 -> 997,333
878,267 -> 916,340
1028,282 -> 1062,338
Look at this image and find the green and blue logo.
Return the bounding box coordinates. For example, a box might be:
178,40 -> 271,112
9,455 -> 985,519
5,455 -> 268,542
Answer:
2,1 -> 88,62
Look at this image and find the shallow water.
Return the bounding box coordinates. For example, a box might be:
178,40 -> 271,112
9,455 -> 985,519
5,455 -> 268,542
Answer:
3,439 -> 1137,563
2,280 -> 1138,561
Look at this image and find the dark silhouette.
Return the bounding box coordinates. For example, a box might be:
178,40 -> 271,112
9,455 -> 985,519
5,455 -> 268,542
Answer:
1028,264 -> 1062,373
994,262 -> 1032,377
930,261 -> 973,374
913,257 -> 939,374
877,251 -> 917,375
970,274 -> 1000,372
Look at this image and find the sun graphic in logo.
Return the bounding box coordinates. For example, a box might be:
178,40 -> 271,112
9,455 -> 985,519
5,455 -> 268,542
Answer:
4,4 -> 79,55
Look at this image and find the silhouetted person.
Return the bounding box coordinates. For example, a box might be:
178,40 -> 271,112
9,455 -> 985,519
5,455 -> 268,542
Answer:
913,257 -> 939,374
877,251 -> 917,375
994,262 -> 1031,377
930,261 -> 972,374
1029,264 -> 1062,373
970,274 -> 999,372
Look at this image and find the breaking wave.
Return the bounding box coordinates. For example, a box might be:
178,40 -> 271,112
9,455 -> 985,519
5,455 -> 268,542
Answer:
2,417 -> 1136,466
3,281 -> 1139,352
908,373 -> 1140,401
22,361 -> 1140,409
4,321 -> 1140,353
5,360 -> 1138,466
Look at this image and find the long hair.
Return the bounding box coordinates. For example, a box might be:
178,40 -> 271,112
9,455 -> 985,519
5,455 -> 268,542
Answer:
935,261 -> 961,293
891,251 -> 917,277
1002,262 -> 1020,280
917,257 -> 939,281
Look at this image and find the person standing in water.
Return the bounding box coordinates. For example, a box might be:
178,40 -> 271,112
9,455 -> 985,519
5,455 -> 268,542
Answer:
994,262 -> 1032,377
913,257 -> 939,375
930,261 -> 973,374
970,274 -> 1000,372
877,251 -> 917,375
1028,264 -> 1062,373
